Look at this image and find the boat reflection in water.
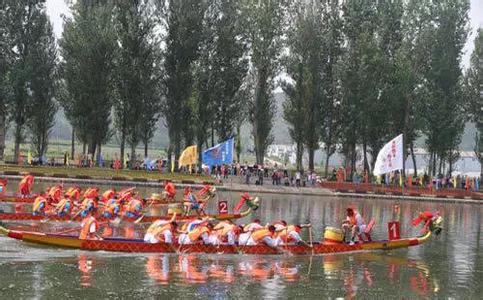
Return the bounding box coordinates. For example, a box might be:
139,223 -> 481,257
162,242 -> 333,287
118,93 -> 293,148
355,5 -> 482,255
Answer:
322,253 -> 439,299
140,252 -> 438,298
78,254 -> 94,288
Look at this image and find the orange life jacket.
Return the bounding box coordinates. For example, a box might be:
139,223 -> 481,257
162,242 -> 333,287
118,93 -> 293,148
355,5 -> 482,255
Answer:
65,187 -> 81,200
276,225 -> 301,243
79,216 -> 98,240
187,226 -> 210,242
149,224 -> 173,242
101,189 -> 115,202
251,229 -> 274,243
83,188 -> 98,199
48,186 -> 62,202
214,222 -> 235,238
33,196 -> 47,212
348,211 -> 359,226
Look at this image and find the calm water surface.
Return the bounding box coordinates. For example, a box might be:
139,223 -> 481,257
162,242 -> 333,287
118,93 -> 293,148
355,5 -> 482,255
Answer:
0,181 -> 481,299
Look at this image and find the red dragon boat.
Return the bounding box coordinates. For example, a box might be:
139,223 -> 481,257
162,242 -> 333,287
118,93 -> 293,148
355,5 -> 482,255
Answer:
0,218 -> 443,255
0,210 -> 252,224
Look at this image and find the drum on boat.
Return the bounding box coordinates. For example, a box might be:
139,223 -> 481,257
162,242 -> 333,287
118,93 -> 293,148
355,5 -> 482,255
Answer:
324,226 -> 344,244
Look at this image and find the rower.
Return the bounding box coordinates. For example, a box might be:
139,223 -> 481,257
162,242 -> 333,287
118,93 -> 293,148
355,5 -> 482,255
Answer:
246,225 -> 278,248
342,208 -> 366,245
276,224 -> 312,246
239,219 -> 263,245
48,185 -> 63,204
162,180 -> 176,201
55,194 -> 73,217
182,187 -> 202,216
123,198 -> 145,218
79,212 -> 102,240
212,220 -> 239,246
80,197 -> 98,218
102,196 -> 121,218
83,187 -> 99,200
178,221 -> 214,245
144,214 -> 178,244
32,193 -> 48,216
65,187 -> 81,202
101,189 -> 116,204
18,175 -> 34,197
273,220 -> 288,232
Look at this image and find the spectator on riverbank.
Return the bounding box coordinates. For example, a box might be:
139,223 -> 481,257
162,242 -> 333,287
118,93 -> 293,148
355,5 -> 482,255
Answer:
295,171 -> 301,187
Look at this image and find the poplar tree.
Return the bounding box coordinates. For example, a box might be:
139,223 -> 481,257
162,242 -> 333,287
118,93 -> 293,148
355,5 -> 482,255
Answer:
59,1 -> 117,162
163,0 -> 206,164
113,1 -> 160,166
245,0 -> 287,165
27,15 -> 58,159
465,29 -> 483,179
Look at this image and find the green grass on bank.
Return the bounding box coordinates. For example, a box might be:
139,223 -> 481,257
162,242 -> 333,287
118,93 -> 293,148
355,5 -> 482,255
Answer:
0,165 -> 215,184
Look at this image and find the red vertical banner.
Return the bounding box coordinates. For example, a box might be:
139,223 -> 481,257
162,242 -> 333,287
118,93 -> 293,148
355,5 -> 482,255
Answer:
218,200 -> 228,215
388,221 -> 401,240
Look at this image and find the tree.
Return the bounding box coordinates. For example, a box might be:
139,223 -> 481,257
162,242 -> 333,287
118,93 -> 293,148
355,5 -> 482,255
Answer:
282,70 -> 307,171
212,0 -> 248,141
245,0 -> 287,165
391,0 -> 438,177
319,0 -> 343,177
0,0 -> 15,161
113,1 -> 160,166
59,1 -> 117,162
7,0 -> 53,163
27,15 -> 58,159
422,0 -> 469,176
285,1 -> 325,172
189,4 -> 216,170
465,29 -> 483,180
162,0 -> 206,166
340,0 -> 382,178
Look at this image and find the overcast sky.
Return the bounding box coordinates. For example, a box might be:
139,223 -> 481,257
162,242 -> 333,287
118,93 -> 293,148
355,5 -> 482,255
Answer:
46,0 -> 483,68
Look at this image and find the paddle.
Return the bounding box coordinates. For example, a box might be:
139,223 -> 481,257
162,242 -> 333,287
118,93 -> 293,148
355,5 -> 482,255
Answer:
308,226 -> 314,255
68,208 -> 84,223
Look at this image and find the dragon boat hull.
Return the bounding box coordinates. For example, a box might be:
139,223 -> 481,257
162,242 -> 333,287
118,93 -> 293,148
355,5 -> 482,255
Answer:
0,209 -> 252,224
0,194 -> 177,206
0,226 -> 433,255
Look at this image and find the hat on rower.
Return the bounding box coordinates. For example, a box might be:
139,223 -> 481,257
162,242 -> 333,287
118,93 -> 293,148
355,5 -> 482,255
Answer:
150,193 -> 161,201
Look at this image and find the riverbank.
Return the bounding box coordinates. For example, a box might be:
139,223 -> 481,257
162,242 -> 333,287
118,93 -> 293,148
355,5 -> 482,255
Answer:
0,165 -> 214,184
2,173 -> 482,204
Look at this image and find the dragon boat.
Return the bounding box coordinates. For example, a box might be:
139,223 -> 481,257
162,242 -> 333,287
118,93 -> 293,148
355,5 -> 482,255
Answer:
0,217 -> 443,255
0,196 -> 259,224
0,210 -> 252,224
0,193 -> 36,203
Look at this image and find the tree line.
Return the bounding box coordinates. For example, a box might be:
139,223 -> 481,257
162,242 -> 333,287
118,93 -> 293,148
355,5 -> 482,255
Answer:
0,0 -> 481,178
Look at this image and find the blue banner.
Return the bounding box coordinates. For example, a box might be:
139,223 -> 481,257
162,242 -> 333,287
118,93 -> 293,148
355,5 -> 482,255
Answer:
202,138 -> 234,167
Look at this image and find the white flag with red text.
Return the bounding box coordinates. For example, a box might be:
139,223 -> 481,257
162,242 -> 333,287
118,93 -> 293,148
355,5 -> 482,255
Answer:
373,134 -> 403,176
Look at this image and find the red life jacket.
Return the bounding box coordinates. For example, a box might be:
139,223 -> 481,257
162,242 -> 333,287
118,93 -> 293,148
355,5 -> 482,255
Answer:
165,182 -> 176,198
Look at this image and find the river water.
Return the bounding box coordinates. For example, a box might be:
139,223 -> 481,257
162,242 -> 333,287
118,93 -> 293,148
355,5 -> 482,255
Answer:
0,181 -> 481,299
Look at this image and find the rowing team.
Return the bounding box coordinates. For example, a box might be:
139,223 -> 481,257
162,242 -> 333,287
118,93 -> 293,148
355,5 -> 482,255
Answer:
80,213 -> 312,249
31,186 -> 148,219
